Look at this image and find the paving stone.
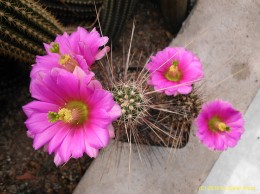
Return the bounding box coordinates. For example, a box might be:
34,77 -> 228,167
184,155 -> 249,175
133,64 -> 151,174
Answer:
198,89 -> 260,194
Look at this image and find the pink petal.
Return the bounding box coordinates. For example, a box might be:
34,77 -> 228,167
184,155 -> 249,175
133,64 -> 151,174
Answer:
108,104 -> 122,121
70,128 -> 85,158
30,75 -> 65,105
108,124 -> 115,138
58,129 -> 74,162
87,80 -> 103,90
54,153 -> 64,166
84,124 -> 110,149
33,121 -> 64,150
25,113 -> 54,134
23,101 -> 59,117
84,139 -> 99,158
47,125 -> 71,154
95,46 -> 110,60
177,86 -> 192,94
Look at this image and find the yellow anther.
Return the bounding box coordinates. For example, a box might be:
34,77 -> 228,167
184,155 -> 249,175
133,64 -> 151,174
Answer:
59,54 -> 71,66
165,61 -> 182,82
58,108 -> 73,123
209,116 -> 230,132
59,54 -> 79,72
218,123 -> 230,132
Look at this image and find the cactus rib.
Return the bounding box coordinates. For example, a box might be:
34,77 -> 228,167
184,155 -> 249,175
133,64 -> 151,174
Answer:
0,0 -> 64,64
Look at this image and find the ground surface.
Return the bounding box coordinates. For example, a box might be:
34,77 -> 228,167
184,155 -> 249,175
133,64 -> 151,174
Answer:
0,1 -> 174,193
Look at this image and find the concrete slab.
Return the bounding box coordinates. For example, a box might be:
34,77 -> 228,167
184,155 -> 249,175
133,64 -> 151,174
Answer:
74,0 -> 260,193
197,89 -> 260,194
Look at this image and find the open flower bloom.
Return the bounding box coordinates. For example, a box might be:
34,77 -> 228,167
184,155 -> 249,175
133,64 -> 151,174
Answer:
195,99 -> 244,151
23,67 -> 121,165
31,27 -> 110,78
146,47 -> 203,96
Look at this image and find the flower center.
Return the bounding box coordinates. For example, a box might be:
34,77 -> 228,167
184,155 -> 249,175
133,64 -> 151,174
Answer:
49,43 -> 79,72
59,54 -> 79,72
48,101 -> 88,125
208,116 -> 230,132
165,60 -> 182,82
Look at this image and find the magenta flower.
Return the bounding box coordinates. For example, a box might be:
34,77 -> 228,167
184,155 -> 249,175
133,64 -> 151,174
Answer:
23,67 -> 121,165
31,27 -> 109,78
146,47 -> 203,96
195,99 -> 244,151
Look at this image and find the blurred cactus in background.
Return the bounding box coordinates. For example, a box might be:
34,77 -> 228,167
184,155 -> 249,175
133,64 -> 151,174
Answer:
40,0 -> 138,44
39,0 -> 103,25
0,0 -> 64,64
99,0 -> 137,43
159,0 -> 188,34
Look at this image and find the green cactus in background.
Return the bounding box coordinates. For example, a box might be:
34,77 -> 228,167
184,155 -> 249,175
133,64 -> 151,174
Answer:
40,0 -> 137,44
0,0 -> 64,63
39,0 -> 103,25
100,0 -> 137,43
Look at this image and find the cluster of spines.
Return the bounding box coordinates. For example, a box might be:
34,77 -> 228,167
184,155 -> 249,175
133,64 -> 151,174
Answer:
112,83 -> 146,122
0,0 -> 63,63
173,91 -> 202,121
140,89 -> 203,148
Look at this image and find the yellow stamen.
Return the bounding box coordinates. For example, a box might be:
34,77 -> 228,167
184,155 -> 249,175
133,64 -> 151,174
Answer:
208,116 -> 230,132
58,108 -> 73,123
165,60 -> 182,82
218,123 -> 230,132
59,54 -> 70,65
59,54 -> 79,72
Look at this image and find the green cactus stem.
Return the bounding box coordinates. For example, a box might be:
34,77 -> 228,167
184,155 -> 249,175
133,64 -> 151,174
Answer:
100,0 -> 137,43
0,0 -> 64,64
40,0 -> 103,25
40,0 -> 137,43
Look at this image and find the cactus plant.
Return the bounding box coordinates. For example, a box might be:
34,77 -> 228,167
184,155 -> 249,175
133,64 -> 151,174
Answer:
0,0 -> 64,64
100,0 -> 137,43
159,0 -> 189,34
39,0 -> 103,25
40,0 -> 137,43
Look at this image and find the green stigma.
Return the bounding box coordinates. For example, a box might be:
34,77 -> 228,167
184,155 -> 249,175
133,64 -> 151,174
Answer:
48,111 -> 59,122
49,43 -> 60,53
172,60 -> 179,67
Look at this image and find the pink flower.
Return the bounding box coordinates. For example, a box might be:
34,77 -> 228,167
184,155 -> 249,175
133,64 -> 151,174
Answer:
146,47 -> 203,96
195,99 -> 244,151
31,27 -> 109,78
23,67 -> 121,165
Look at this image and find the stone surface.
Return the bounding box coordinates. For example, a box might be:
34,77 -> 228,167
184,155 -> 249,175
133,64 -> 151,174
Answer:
74,0 -> 260,193
198,89 -> 260,194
